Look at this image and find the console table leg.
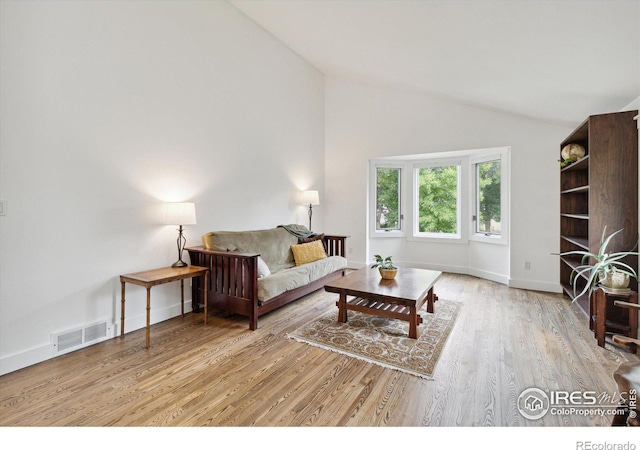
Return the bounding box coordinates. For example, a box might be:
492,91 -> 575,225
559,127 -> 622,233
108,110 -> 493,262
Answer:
146,287 -> 151,349
120,281 -> 126,338
204,271 -> 209,325
180,279 -> 185,317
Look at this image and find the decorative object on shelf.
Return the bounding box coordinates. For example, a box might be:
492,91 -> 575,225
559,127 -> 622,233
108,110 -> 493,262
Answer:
370,254 -> 398,279
301,190 -> 320,231
561,143 -> 586,161
164,202 -> 197,268
558,143 -> 586,168
599,272 -> 631,293
559,227 -> 639,300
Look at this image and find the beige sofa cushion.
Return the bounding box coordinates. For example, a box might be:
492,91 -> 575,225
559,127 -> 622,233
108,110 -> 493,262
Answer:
258,255 -> 347,302
202,227 -> 298,272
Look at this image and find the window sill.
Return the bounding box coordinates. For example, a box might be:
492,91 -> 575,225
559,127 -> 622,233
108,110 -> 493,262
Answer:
408,234 -> 468,245
370,230 -> 406,238
470,233 -> 507,245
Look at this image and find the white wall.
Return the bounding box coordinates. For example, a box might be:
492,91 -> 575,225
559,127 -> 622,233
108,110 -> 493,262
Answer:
0,1 -> 325,374
324,77 -> 572,290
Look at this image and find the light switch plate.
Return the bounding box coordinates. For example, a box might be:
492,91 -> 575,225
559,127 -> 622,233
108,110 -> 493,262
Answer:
0,200 -> 6,216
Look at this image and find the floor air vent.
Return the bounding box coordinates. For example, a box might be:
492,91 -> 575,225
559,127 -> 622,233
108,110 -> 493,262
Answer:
52,321 -> 112,354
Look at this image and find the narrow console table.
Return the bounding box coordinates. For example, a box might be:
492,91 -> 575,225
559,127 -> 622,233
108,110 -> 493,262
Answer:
120,265 -> 209,348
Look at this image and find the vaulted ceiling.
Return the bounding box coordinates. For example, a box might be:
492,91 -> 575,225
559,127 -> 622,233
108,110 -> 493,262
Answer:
231,0 -> 639,127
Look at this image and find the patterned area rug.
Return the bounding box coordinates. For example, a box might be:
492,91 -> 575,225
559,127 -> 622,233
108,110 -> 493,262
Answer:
287,299 -> 461,379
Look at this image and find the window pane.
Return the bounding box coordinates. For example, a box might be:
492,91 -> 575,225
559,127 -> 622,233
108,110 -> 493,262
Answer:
476,160 -> 501,235
417,166 -> 459,234
376,167 -> 401,230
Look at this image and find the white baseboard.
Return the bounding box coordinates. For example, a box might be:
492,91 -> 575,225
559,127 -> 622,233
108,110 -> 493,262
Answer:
369,259 -> 560,293
347,261 -> 367,269
0,300 -> 191,376
397,260 -> 510,286
508,279 -> 563,293
119,300 -> 193,336
467,267 -> 510,286
0,343 -> 58,377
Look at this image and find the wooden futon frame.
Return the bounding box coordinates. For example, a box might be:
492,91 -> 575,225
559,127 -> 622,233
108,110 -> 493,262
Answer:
187,235 -> 347,330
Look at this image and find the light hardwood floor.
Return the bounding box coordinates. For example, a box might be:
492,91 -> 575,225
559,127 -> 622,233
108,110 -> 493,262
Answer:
1,273 -> 637,427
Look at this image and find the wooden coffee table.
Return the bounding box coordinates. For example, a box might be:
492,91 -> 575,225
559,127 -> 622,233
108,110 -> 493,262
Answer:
324,268 -> 441,339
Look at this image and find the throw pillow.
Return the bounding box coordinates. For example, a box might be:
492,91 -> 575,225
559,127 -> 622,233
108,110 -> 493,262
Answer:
291,240 -> 327,266
298,233 -> 327,252
257,256 -> 271,278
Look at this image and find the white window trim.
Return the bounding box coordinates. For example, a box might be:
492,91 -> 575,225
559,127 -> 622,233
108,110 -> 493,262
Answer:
469,147 -> 510,245
369,160 -> 405,238
410,158 -> 466,243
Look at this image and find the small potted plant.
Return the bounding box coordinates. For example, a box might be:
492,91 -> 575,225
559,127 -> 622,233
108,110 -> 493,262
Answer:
560,227 -> 639,299
371,254 -> 398,280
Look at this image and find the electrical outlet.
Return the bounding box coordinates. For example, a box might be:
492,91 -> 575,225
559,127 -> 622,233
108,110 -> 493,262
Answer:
524,261 -> 531,270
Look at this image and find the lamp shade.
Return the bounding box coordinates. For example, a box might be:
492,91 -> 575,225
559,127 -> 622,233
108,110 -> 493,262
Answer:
164,202 -> 197,225
301,190 -> 320,205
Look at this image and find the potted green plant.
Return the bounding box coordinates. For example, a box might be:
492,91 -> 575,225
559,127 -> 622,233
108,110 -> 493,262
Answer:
371,254 -> 398,280
560,227 -> 639,299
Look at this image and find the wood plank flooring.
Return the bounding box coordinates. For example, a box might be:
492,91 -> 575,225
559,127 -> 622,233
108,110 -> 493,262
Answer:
1,273 -> 638,427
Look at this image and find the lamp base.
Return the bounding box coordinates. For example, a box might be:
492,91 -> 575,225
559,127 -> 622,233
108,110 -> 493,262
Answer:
171,260 -> 188,268
172,225 -> 188,268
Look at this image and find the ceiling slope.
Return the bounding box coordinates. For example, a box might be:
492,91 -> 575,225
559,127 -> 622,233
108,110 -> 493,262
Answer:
231,0 -> 640,126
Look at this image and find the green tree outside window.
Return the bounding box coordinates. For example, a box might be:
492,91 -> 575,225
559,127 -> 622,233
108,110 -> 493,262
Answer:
376,167 -> 401,230
477,160 -> 501,234
417,165 -> 459,234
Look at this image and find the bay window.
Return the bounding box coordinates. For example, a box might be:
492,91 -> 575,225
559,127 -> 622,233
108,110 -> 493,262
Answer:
370,147 -> 509,244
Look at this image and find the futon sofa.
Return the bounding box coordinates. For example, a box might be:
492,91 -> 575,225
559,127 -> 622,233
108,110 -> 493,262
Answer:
187,225 -> 347,330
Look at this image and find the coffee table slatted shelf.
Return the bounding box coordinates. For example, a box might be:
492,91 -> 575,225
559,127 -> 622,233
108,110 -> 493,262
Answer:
343,297 -> 424,325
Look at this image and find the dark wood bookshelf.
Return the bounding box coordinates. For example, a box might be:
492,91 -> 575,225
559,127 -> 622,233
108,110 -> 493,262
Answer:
561,235 -> 589,251
559,110 -> 638,328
